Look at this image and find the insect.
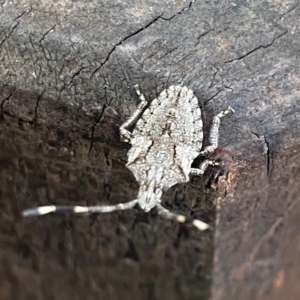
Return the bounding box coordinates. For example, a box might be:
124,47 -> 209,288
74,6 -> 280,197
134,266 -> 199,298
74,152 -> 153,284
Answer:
22,85 -> 234,231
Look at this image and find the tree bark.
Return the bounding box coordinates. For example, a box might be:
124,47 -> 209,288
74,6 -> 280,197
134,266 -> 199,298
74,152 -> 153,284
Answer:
0,1 -> 300,300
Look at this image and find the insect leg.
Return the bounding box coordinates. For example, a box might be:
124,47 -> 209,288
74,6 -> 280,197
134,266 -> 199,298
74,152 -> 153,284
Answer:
200,106 -> 234,156
120,84 -> 148,142
190,159 -> 222,176
22,199 -> 139,217
156,204 -> 210,231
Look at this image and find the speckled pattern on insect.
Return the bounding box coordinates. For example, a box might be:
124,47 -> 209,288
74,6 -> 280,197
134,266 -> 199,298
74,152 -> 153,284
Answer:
22,85 -> 234,231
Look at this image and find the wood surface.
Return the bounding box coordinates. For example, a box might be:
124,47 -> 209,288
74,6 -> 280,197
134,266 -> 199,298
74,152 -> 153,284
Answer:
0,1 -> 300,299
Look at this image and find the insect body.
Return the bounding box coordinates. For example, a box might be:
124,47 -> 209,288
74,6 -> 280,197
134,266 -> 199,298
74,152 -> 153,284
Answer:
22,85 -> 234,231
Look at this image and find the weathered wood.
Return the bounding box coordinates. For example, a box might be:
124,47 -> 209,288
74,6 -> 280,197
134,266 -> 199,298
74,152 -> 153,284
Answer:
213,138 -> 300,300
1,0 -> 300,299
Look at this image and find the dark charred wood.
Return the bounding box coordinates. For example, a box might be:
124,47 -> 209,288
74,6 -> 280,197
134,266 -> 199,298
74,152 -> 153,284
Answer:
0,1 -> 300,300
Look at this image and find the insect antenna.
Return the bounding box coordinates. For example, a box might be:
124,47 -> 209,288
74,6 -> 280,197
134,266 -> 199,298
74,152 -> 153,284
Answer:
22,199 -> 139,217
156,204 -> 210,231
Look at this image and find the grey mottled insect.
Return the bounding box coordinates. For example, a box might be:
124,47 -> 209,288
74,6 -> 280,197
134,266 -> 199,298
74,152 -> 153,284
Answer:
22,85 -> 234,231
